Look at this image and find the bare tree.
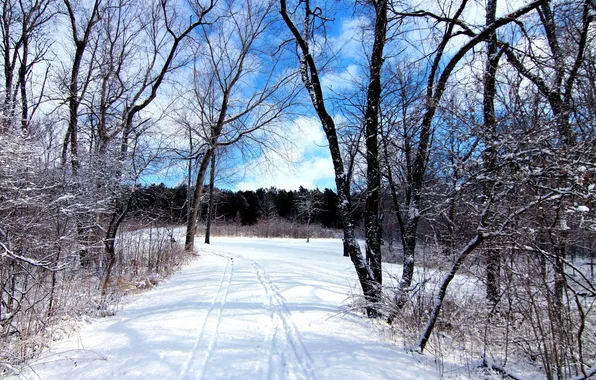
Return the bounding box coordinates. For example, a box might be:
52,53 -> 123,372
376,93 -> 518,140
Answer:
97,0 -> 216,295
386,0 -> 543,305
61,0 -> 102,173
385,2 -> 596,369
294,189 -> 323,243
52,0 -> 218,294
482,0 -> 501,307
183,0 -> 296,250
500,0 -> 594,310
280,0 -> 388,315
362,0 -> 388,308
0,0 -> 54,134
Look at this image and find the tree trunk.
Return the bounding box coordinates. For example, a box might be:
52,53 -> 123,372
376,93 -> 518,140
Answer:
483,0 -> 501,307
486,249 -> 500,305
185,148 -> 213,251
47,246 -> 61,317
62,0 -> 101,173
101,237 -> 116,297
100,196 -> 132,297
62,42 -> 82,173
399,218 -> 418,290
18,33 -> 28,135
205,151 -> 216,244
1,1 -> 16,133
363,0 -> 388,310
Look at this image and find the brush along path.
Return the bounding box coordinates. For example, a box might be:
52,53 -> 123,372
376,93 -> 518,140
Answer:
17,238 -> 437,380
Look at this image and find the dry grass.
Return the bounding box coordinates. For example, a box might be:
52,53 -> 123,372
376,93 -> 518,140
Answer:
380,248 -> 596,379
0,224 -> 193,376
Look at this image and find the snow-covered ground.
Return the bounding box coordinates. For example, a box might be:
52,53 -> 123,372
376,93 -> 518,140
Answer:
15,238 -> 439,380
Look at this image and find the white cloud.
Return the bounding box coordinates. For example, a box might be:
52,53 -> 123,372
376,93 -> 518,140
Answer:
235,155 -> 334,191
292,116 -> 328,151
234,116 -> 336,191
330,16 -> 368,61
321,64 -> 361,94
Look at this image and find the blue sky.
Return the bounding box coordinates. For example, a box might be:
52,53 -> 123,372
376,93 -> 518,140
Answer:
141,115 -> 338,191
225,4 -> 367,191
142,2 -> 365,192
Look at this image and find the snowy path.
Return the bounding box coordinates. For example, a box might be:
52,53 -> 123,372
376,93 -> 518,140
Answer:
19,238 -> 438,380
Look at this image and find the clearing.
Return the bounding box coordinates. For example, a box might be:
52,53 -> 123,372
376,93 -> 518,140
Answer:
16,238 -> 438,379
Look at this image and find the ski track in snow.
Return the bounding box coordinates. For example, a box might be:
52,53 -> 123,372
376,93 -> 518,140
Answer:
255,261 -> 315,380
207,250 -> 315,380
245,254 -> 315,380
180,255 -> 234,380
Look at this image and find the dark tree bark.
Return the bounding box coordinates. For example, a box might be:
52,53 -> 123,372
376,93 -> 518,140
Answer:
1,0 -> 15,131
483,0 -> 501,307
17,32 -> 28,134
397,0 -> 472,296
184,78 -> 230,251
363,0 -> 388,310
101,194 -> 133,297
185,148 -> 213,250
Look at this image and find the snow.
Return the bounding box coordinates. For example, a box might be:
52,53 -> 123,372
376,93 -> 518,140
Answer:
15,238 -> 438,380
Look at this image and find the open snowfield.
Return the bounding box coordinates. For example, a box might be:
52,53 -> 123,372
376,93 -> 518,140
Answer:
15,238 -> 439,380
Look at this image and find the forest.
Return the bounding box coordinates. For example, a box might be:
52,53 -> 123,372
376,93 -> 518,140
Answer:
1,0 -> 595,378
131,185 -> 343,229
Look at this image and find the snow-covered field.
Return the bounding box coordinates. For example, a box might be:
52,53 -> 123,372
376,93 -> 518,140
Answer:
15,238 -> 439,380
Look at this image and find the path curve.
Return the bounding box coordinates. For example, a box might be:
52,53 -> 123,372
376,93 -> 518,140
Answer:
16,238 -> 438,380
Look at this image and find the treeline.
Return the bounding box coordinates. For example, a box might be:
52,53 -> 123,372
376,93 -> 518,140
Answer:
130,184 -> 344,228
129,183 -> 418,248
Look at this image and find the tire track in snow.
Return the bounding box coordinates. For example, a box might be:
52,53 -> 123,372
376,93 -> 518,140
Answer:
179,255 -> 234,380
